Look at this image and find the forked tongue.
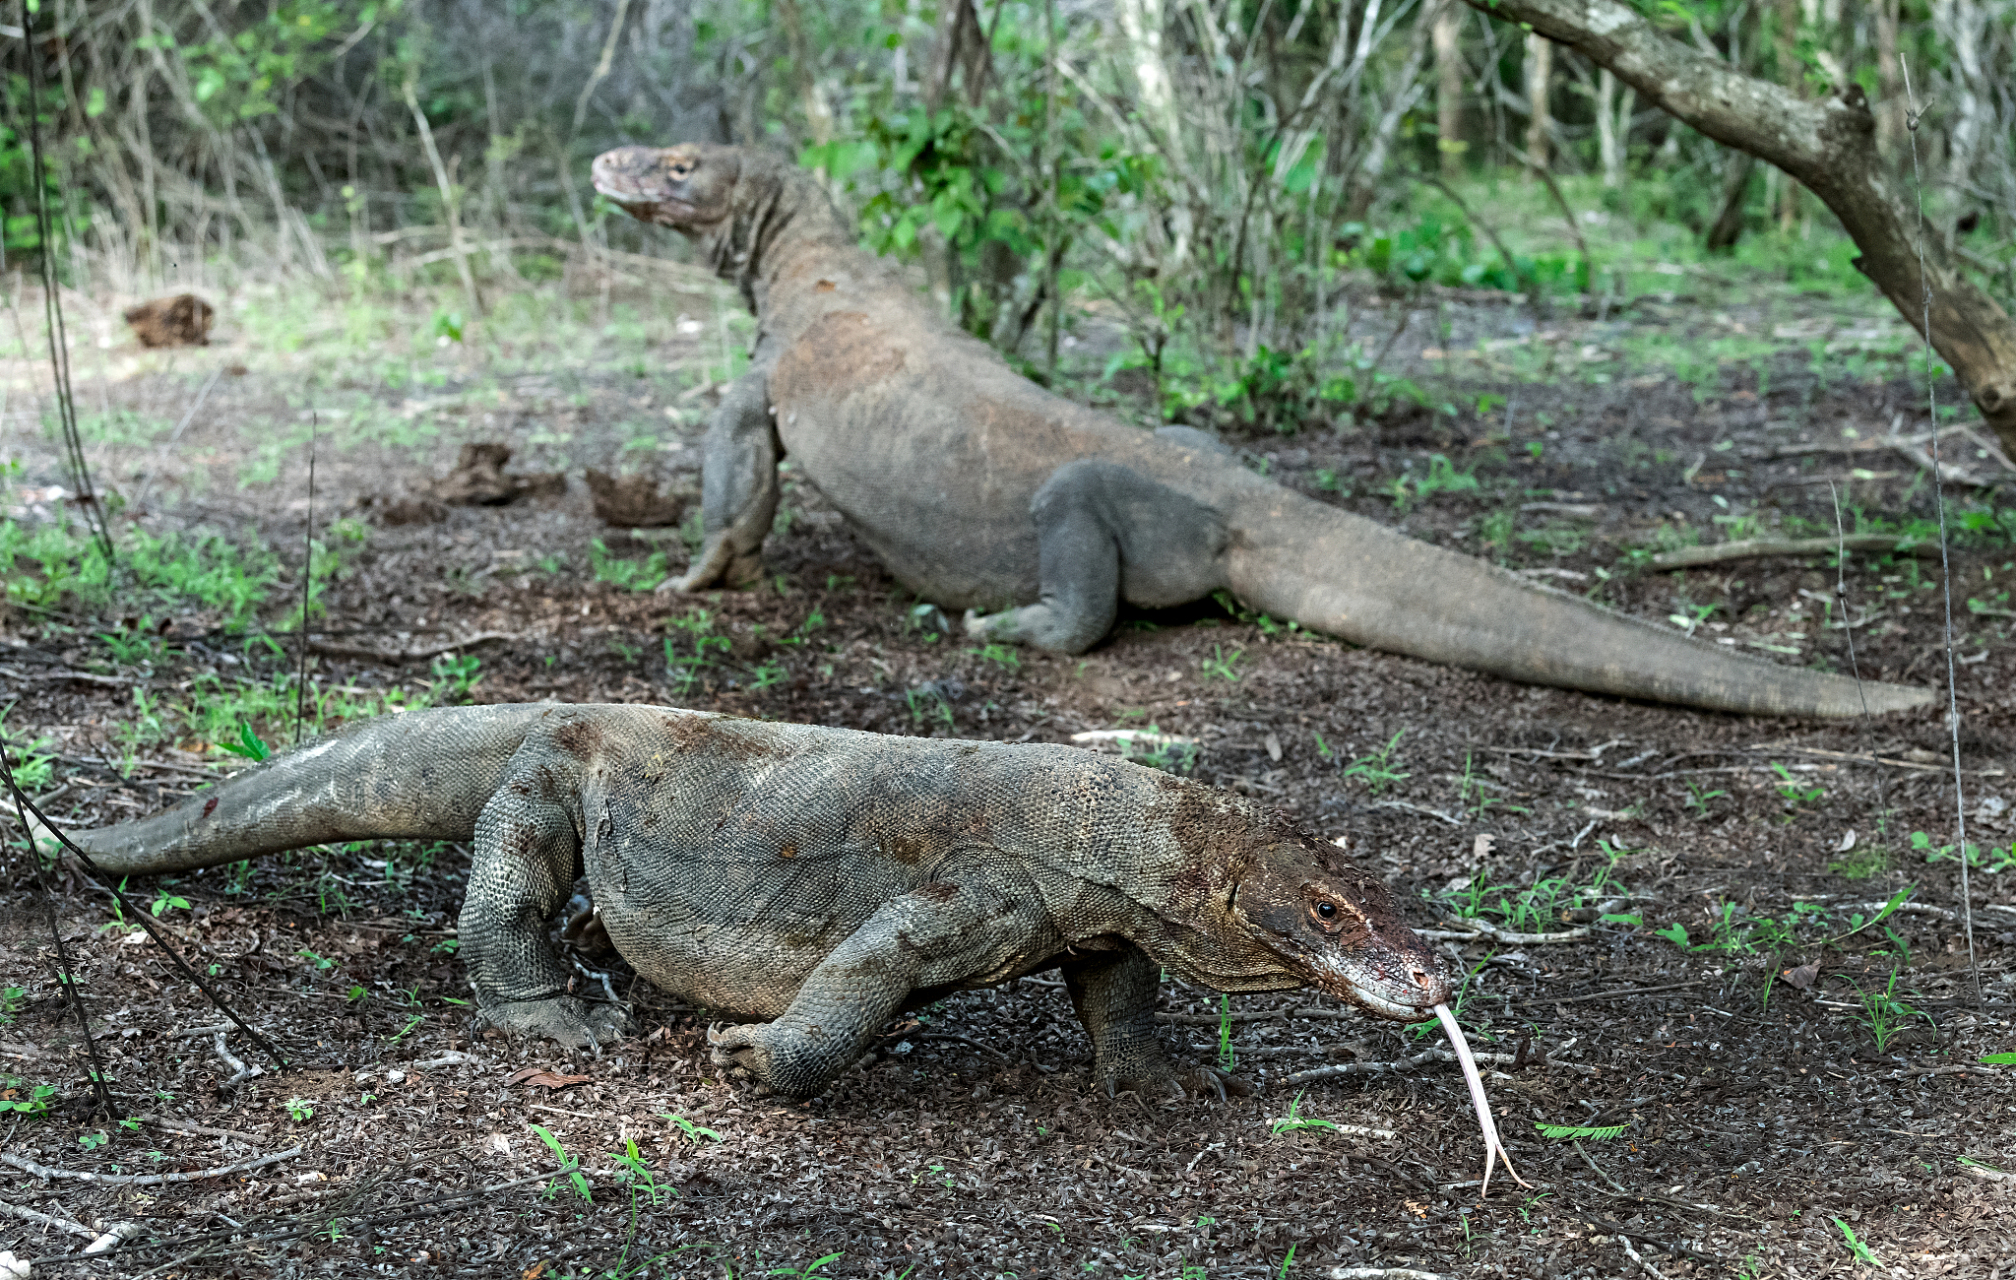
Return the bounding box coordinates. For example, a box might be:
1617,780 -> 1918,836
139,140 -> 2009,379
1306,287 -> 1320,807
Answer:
1434,1002 -> 1529,1198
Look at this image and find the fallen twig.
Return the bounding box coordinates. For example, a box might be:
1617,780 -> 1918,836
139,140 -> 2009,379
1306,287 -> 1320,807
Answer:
1421,918 -> 1591,944
1514,979 -> 1709,1006
1,1146 -> 301,1186
0,1198 -> 95,1239
308,630 -> 521,664
1648,535 -> 1933,570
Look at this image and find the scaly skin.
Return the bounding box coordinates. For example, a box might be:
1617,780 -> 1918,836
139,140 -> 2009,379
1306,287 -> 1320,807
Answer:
589,142 -> 1934,719
72,704 -> 1448,1097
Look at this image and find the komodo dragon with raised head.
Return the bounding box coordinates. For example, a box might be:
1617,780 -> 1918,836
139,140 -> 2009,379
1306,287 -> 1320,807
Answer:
589,142 -> 1932,719
71,703 -> 1449,1101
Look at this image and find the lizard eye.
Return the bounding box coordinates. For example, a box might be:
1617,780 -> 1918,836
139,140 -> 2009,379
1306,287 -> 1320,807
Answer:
669,161 -> 694,179
1315,901 -> 1336,920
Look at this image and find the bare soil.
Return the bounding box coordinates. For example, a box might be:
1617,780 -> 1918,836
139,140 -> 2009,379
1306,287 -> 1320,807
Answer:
2,274 -> 2014,1279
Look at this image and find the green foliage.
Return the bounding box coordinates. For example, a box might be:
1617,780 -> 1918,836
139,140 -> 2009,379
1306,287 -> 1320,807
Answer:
1199,644 -> 1244,682
661,1112 -> 723,1144
1215,994 -> 1236,1073
1832,1218 -> 1880,1267
284,1097 -> 316,1123
1340,730 -> 1408,795
1117,726 -> 1198,775
531,1123 -> 593,1203
0,518 -> 282,627
1269,1091 -> 1343,1137
589,538 -> 671,592
1388,455 -> 1481,512
1914,830 -> 2016,873
1534,1121 -> 1627,1141
1852,972 -> 1926,1052
0,1077 -> 57,1116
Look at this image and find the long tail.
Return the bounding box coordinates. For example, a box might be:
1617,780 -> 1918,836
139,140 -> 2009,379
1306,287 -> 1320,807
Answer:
72,704 -> 555,876
1224,494 -> 1935,717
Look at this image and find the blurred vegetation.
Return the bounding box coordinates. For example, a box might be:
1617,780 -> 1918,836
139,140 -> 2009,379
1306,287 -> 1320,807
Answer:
0,0 -> 2007,418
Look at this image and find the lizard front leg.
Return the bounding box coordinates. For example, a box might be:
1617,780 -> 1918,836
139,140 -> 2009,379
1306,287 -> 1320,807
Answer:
663,363 -> 781,593
1062,946 -> 1246,1100
709,860 -> 1050,1098
459,781 -> 625,1051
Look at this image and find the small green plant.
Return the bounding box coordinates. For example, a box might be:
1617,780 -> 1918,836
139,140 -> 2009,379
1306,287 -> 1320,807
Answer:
78,1130 -> 108,1150
1770,762 -> 1825,818
1455,752 -> 1525,819
1269,1091 -> 1342,1136
1118,726 -> 1199,775
1914,831 -> 2016,873
1683,780 -> 1727,816
216,722 -> 272,761
609,1137 -> 675,1207
428,653 -> 484,703
664,608 -> 733,694
1832,1218 -> 1880,1266
0,986 -> 25,1025
1854,972 -> 1925,1051
768,1252 -> 844,1278
1200,645 -> 1244,682
661,1112 -> 723,1144
589,538 -> 671,592
1389,454 -> 1481,511
531,1123 -> 593,1203
1342,730 -> 1408,795
968,643 -> 1021,670
1829,843 -> 1889,880
284,1097 -> 315,1123
0,1079 -> 57,1115
1275,1243 -> 1297,1279
904,685 -> 955,729
1216,995 -> 1237,1072
1980,1052 -> 2016,1065
296,948 -> 337,971
150,889 -> 191,917
1534,1121 -> 1627,1141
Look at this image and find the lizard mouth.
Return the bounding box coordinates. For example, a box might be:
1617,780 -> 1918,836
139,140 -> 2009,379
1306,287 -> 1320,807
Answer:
1308,952 -> 1449,1022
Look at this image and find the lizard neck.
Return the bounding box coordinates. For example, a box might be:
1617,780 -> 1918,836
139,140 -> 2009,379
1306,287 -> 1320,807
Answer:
694,157 -> 855,315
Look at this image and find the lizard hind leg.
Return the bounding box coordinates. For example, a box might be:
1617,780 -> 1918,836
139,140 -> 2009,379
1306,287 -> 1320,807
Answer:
460,785 -> 626,1052
1062,946 -> 1250,1101
966,459 -> 1227,656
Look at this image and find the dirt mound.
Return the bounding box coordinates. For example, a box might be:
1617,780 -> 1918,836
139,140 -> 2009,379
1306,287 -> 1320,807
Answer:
122,293 -> 214,347
584,468 -> 684,527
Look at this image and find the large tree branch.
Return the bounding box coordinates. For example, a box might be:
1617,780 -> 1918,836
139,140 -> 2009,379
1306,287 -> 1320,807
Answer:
1460,0 -> 2016,454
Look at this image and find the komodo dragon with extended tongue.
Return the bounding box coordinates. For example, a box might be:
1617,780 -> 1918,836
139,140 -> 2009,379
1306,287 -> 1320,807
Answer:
590,142 -> 1931,718
70,703 -> 1454,1101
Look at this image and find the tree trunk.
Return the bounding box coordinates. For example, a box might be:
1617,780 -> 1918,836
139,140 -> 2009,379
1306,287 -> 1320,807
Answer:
1434,0 -> 1465,172
1523,31 -> 1552,173
1596,67 -> 1619,186
1705,153 -> 1757,252
1873,0 -> 1903,159
1772,0 -> 1801,230
1458,0 -> 2016,457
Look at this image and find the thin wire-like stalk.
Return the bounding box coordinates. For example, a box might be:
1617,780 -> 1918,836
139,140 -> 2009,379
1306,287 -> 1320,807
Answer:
1900,59 -> 1979,1007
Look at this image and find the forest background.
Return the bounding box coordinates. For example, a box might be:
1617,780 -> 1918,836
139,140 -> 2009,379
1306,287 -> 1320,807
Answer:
1,0 -> 2012,427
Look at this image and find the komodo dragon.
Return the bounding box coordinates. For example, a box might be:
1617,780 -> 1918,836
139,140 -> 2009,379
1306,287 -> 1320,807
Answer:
71,703 -> 1451,1100
589,142 -> 1932,719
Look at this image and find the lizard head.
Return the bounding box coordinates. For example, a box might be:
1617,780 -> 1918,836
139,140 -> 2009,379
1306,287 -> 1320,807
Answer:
1230,838 -> 1450,1021
591,144 -> 740,232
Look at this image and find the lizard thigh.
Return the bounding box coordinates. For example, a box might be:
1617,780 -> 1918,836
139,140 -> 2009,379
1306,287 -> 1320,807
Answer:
460,779 -> 624,1051
971,460 -> 1228,654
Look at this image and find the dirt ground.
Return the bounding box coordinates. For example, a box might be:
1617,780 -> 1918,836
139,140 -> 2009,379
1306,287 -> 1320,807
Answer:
3,265 -> 2015,1279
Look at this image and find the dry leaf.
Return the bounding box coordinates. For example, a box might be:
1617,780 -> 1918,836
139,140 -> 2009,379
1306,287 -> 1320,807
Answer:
1264,731 -> 1283,762
1781,961 -> 1820,990
1473,833 -> 1497,860
506,1067 -> 592,1091
1835,830 -> 1858,853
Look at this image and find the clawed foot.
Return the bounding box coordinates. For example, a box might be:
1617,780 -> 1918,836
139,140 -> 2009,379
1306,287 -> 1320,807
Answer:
481,995 -> 626,1055
1101,1065 -> 1252,1103
706,1021 -> 775,1081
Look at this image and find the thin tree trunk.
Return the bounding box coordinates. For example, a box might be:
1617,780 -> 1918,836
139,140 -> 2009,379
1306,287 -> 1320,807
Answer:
1773,0 -> 1802,229
1705,153 -> 1757,251
1458,0 -> 2016,455
1596,67 -> 1626,186
1524,32 -> 1552,174
1874,0 -> 1903,159
1434,0 -> 1465,172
